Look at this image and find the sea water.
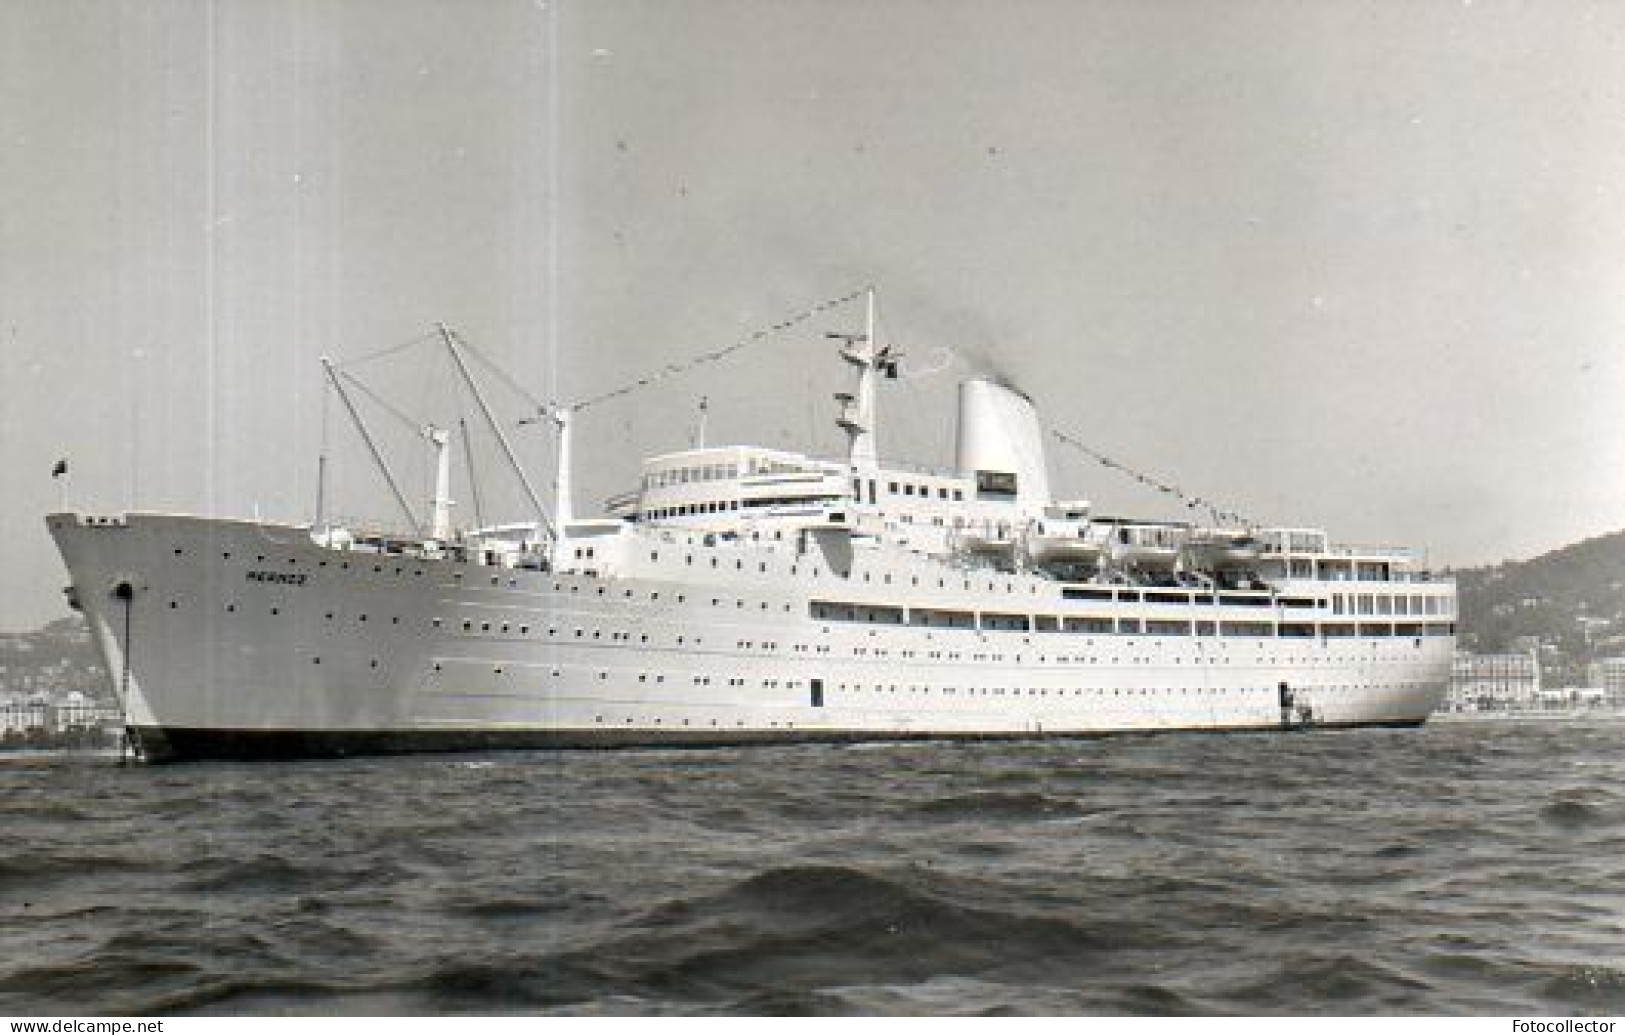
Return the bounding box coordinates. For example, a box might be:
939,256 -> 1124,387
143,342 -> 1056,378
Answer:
2,716 -> 1623,1015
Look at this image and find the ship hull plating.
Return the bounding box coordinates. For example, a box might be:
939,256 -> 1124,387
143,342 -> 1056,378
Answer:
51,512 -> 1453,763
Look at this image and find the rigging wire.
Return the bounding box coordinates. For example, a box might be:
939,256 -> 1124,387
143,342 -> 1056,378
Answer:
339,331 -> 439,370
460,417 -> 487,531
314,376 -> 332,528
566,285 -> 871,414
335,368 -> 426,436
1048,426 -> 1254,528
455,335 -> 554,415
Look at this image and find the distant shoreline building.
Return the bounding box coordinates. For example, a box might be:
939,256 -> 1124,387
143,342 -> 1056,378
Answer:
0,690 -> 119,746
1448,648 -> 1541,711
1586,657 -> 1625,707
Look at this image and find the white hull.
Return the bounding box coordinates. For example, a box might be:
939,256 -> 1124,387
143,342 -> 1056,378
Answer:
50,512 -> 1452,762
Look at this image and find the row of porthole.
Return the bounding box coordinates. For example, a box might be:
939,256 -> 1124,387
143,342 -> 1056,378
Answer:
204,547 -> 426,578
545,581 -> 797,616
827,684 -> 1399,697
834,684 -> 1264,697
444,618 -> 699,648
591,715 -> 796,729
204,602 -> 408,626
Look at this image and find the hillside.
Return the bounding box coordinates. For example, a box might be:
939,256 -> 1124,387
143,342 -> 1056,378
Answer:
0,615 -> 110,702
1452,528 -> 1625,682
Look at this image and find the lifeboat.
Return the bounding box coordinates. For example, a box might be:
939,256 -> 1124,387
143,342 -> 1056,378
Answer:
953,520 -> 1019,562
1184,530 -> 1263,572
1024,518 -> 1109,568
1103,521 -> 1188,573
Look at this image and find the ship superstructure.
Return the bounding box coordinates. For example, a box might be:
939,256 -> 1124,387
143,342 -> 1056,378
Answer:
49,292 -> 1454,761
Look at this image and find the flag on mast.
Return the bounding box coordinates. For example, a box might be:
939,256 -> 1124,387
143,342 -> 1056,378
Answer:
51,459 -> 67,478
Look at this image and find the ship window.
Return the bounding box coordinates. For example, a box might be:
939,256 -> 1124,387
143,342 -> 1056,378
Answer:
1220,621 -> 1274,637
904,484 -> 914,496
888,481 -> 899,494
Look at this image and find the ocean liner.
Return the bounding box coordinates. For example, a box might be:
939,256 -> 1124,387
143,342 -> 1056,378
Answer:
49,292 -> 1454,761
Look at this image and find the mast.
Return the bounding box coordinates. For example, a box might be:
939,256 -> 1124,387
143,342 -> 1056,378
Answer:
321,356 -> 424,537
517,403 -> 574,549
553,406 -> 574,532
426,425 -> 453,541
438,324 -> 556,540
831,287 -> 894,471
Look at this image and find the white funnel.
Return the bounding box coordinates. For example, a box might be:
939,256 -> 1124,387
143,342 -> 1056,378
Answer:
955,379 -> 1050,508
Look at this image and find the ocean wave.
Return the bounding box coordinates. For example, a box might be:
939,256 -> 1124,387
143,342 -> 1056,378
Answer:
1539,789 -> 1611,829
909,791 -> 1081,821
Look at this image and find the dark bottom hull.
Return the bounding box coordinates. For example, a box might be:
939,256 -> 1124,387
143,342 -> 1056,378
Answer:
130,719 -> 1431,764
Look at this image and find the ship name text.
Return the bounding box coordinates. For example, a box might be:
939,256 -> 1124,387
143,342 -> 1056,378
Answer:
246,571 -> 308,586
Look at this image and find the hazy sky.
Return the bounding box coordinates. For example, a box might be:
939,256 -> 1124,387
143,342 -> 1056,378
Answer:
4,0 -> 1625,631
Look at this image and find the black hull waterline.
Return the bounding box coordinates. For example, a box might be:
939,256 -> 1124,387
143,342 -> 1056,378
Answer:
128,720 -> 1431,764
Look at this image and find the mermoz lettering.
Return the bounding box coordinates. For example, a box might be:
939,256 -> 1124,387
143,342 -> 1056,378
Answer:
246,571 -> 307,586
